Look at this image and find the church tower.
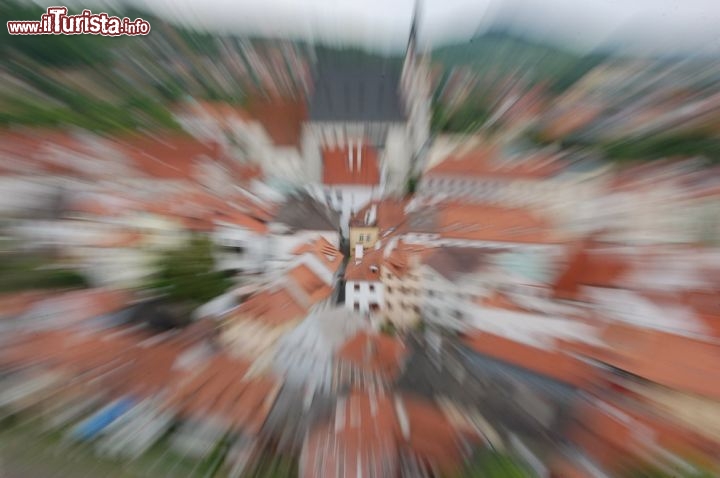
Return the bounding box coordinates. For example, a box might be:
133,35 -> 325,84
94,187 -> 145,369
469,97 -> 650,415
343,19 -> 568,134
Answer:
400,0 -> 432,177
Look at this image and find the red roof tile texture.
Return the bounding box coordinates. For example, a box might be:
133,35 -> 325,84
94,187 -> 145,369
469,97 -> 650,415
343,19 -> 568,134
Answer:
337,331 -> 407,380
246,98 -> 306,146
322,144 -> 380,186
568,322 -> 720,400
463,331 -> 599,388
427,146 -> 561,180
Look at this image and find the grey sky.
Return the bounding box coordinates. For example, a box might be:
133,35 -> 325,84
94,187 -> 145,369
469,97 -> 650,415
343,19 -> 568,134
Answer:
108,0 -> 720,55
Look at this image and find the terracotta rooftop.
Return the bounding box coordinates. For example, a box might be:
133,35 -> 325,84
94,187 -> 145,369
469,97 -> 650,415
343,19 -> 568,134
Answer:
288,264 -> 333,304
552,245 -> 631,300
345,248 -> 384,282
246,98 -> 306,146
463,331 -> 599,388
322,143 -> 380,186
301,391 -> 399,478
291,236 -> 343,272
382,241 -> 432,278
173,101 -> 253,124
234,286 -> 307,326
567,396 -> 720,474
337,331 -> 407,380
427,146 -> 562,180
351,198 -> 410,233
542,103 -> 604,139
116,134 -> 222,180
170,353 -> 279,434
400,395 -> 475,476
567,322 -> 720,401
0,291 -> 49,319
408,203 -> 557,244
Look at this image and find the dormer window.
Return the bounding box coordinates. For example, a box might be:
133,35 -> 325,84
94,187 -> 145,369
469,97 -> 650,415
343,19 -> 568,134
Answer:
370,265 -> 379,274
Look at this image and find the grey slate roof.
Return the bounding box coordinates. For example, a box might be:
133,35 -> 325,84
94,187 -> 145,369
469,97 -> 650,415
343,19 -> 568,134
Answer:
309,61 -> 406,122
272,192 -> 339,231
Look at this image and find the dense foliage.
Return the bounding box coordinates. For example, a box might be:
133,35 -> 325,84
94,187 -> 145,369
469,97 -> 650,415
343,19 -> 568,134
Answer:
433,31 -> 605,94
0,255 -> 89,292
149,235 -> 233,305
457,450 -> 532,478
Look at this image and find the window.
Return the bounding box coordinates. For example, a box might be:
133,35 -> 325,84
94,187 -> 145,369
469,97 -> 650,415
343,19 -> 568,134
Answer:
353,302 -> 360,312
354,284 -> 360,292
369,284 -> 375,292
386,287 -> 392,294
370,303 -> 380,312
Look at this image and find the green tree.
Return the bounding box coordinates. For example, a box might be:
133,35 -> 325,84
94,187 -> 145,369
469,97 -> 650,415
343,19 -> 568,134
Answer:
432,100 -> 491,134
0,0 -> 117,67
624,463 -> 715,478
242,453 -> 297,478
149,235 -> 232,304
0,254 -> 89,292
457,450 -> 532,478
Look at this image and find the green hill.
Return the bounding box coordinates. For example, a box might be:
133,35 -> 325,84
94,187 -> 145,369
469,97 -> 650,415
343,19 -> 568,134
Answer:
433,30 -> 606,93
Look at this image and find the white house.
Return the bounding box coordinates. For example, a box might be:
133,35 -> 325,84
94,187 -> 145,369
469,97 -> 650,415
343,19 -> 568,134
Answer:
344,247 -> 385,320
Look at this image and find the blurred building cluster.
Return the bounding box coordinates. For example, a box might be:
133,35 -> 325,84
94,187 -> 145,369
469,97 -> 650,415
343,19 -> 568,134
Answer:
1,2 -> 720,478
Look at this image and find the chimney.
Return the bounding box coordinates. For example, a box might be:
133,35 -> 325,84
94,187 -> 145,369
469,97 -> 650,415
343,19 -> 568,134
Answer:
357,143 -> 363,172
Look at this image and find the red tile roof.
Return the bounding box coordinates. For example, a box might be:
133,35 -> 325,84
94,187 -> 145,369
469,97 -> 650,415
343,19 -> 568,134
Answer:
345,248 -> 384,282
246,98 -> 306,146
567,397 -> 720,474
301,391 -> 399,478
432,203 -> 558,244
288,264 -> 333,304
301,391 -> 473,478
117,134 -> 221,180
351,198 -> 410,232
382,241 -> 432,278
427,146 -> 562,180
337,331 -> 407,380
322,144 -> 380,186
463,331 -> 599,388
234,287 -> 307,326
170,353 -> 279,433
552,244 -> 631,300
291,237 -> 343,272
567,323 -> 720,400
400,396 -> 474,476
0,291 -> 49,319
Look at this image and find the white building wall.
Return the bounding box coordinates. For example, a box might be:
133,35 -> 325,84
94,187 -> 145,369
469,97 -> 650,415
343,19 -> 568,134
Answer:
420,266 -> 491,332
382,125 -> 412,195
213,225 -> 269,274
345,280 -> 384,315
381,266 -> 422,329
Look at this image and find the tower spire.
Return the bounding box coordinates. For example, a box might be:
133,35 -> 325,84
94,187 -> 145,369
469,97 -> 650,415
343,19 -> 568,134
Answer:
406,0 -> 421,57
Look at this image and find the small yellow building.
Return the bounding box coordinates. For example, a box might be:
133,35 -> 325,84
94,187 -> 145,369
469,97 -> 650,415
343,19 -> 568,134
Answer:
349,225 -> 379,256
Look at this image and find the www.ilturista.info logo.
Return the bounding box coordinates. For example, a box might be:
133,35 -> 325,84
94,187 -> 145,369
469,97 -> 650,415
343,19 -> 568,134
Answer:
7,7 -> 151,36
